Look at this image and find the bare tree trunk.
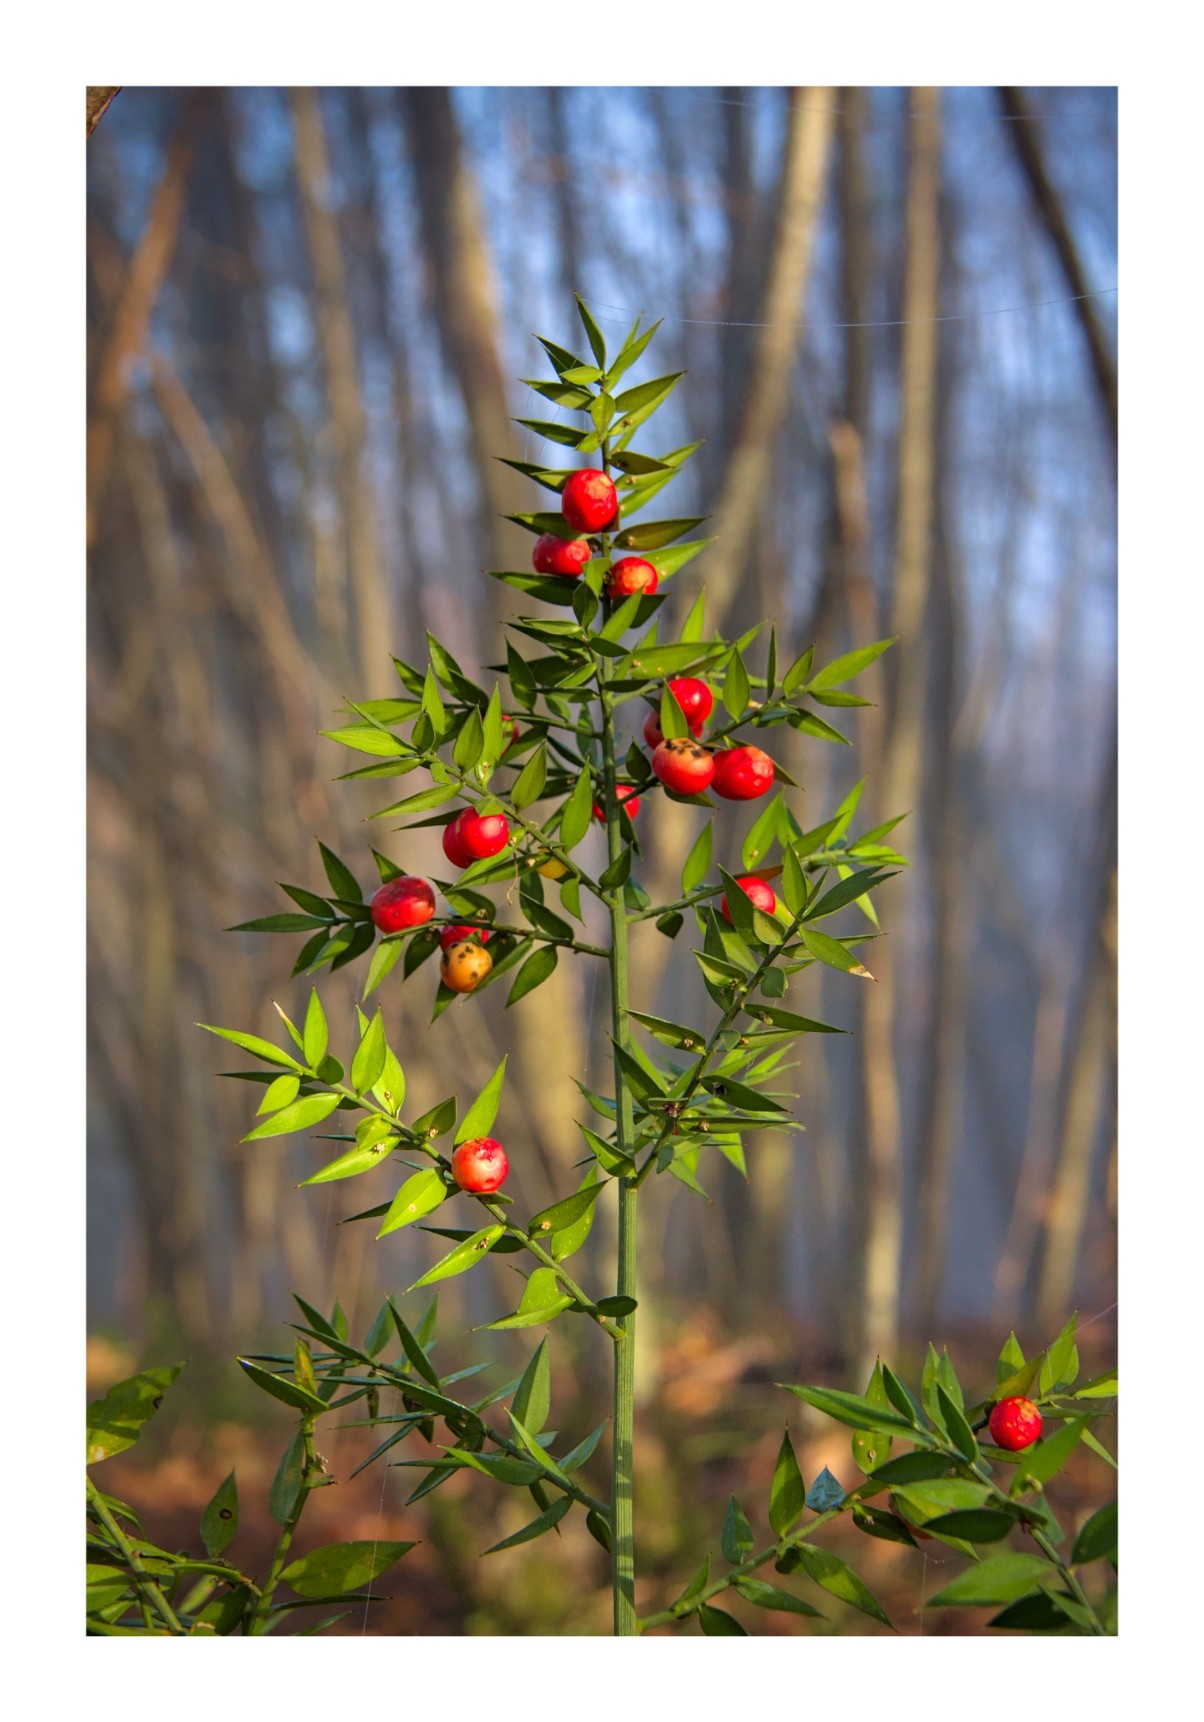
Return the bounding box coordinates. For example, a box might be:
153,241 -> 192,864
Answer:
704,88 -> 836,625
851,86 -> 942,1380
399,88 -> 528,584
292,88 -> 392,691
87,95 -> 205,548
997,88 -> 1118,444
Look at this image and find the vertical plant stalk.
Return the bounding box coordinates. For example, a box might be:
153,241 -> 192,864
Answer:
597,449 -> 639,1637
246,1415 -> 317,1634
86,1476 -> 186,1635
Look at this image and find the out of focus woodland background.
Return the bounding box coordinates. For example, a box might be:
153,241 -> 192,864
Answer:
86,86 -> 1117,1634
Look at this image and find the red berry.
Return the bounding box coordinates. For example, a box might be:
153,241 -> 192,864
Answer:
643,707 -> 704,749
721,876 -> 777,923
451,1136 -> 510,1193
592,783 -> 641,823
442,817 -> 474,869
712,744 -> 775,801
988,1397 -> 1043,1452
668,678 -> 714,727
438,923 -> 492,952
532,532 -> 591,578
605,556 -> 658,598
370,877 -> 436,933
454,810 -> 511,860
652,737 -> 715,796
562,469 -> 618,533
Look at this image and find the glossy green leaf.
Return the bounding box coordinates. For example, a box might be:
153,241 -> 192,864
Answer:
199,1025 -> 304,1072
257,1073 -> 301,1115
528,1181 -> 603,1239
734,1577 -> 823,1618
482,1492 -> 572,1555
1018,1416 -> 1088,1485
1071,1500 -> 1117,1565
455,1057 -> 508,1145
407,1225 -> 505,1290
721,1495 -> 754,1565
511,1338 -> 551,1436
318,842 -> 361,902
512,742 -> 548,809
768,1428 -> 806,1537
200,1471 -> 239,1558
791,1545 -> 891,1626
281,1541 -> 415,1598
996,1331 -> 1026,1386
783,1384 -> 917,1436
86,1364 -> 183,1465
236,1359 -> 327,1414
377,1170 -> 447,1238
559,765 -> 594,852
926,1553 -> 1054,1608
350,1009 -> 387,1095
269,1428 -> 306,1525
507,944 -> 559,1006
722,649 -> 750,719
807,637 -> 896,691
805,1467 -> 846,1512
240,1092 -> 342,1142
698,1603 -> 747,1635
798,927 -> 874,979
301,1128 -> 399,1186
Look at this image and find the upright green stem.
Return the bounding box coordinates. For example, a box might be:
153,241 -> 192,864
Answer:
246,1415 -> 317,1634
597,451 -> 639,1638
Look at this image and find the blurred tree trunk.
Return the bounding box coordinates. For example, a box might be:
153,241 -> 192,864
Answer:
292,88 -> 392,692
1034,732 -> 1117,1328
87,95 -> 205,549
398,87 -> 528,588
851,87 -> 942,1380
705,88 -> 836,624
998,88 -> 1118,444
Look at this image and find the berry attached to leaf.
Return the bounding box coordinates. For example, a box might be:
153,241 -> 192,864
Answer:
988,1396 -> 1043,1452
712,744 -> 775,801
651,737 -> 715,796
450,1136 -> 510,1193
369,877 -> 436,933
562,468 -> 618,533
605,556 -> 658,598
668,678 -> 713,728
721,876 -> 777,924
532,533 -> 590,578
440,940 -> 493,994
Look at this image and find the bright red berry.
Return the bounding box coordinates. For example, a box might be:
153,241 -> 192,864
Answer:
369,877 -> 436,933
562,469 -> 618,533
592,783 -> 641,823
721,876 -> 777,924
532,532 -> 591,578
442,817 -> 474,869
652,737 -> 715,796
451,1136 -> 510,1193
453,809 -> 510,860
438,923 -> 492,952
605,556 -> 658,597
988,1397 -> 1043,1452
712,744 -> 775,801
668,678 -> 714,728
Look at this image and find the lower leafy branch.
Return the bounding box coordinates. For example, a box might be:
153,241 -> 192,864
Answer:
642,1312 -> 1117,1636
